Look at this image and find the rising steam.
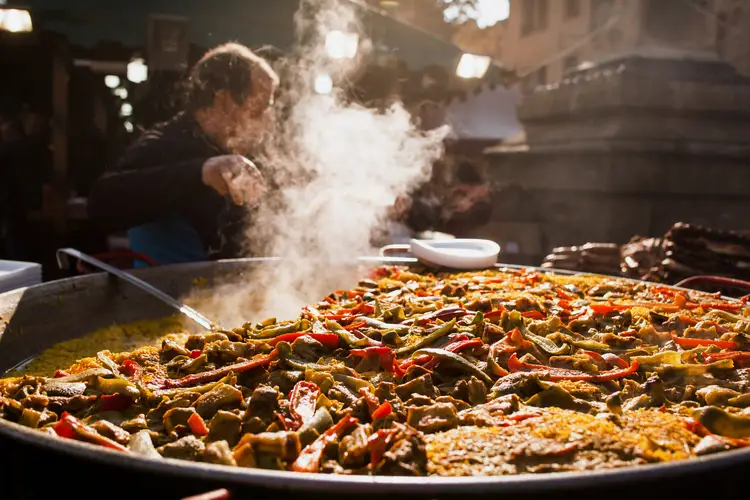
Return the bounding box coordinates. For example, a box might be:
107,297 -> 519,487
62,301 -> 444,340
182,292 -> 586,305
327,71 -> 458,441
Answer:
191,0 -> 448,325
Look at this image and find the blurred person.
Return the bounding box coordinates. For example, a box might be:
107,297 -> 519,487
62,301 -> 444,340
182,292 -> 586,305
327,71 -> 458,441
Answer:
0,115 -> 33,259
88,43 -> 279,266
439,160 -> 492,236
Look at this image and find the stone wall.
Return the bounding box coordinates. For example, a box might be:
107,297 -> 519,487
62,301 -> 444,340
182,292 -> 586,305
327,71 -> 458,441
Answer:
483,53 -> 750,266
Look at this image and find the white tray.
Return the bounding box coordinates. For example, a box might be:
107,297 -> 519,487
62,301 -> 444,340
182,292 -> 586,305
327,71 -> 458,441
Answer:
0,260 -> 42,293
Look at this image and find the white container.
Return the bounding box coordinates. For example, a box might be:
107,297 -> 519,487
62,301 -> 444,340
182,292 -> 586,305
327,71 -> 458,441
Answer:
0,260 -> 42,293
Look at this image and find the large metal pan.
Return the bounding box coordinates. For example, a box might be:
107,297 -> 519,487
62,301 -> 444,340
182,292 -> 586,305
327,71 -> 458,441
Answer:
2,258 -> 750,497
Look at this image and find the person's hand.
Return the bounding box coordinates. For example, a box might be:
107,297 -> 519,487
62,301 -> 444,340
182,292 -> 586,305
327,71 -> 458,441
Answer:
387,195 -> 413,220
202,155 -> 266,206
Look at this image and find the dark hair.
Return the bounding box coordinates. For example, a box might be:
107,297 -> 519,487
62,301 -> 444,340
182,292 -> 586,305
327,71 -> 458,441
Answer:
185,43 -> 278,112
455,161 -> 484,185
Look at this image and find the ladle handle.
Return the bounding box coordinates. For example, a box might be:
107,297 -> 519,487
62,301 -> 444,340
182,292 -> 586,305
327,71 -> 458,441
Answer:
56,248 -> 215,331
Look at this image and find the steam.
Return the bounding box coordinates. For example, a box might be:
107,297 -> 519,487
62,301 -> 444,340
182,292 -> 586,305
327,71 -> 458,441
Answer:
191,0 -> 448,325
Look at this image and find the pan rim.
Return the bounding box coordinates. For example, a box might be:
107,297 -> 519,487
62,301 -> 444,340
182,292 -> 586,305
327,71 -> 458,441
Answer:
2,416 -> 750,493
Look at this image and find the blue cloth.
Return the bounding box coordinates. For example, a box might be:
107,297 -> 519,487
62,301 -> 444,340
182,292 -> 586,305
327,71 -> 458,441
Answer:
128,216 -> 206,268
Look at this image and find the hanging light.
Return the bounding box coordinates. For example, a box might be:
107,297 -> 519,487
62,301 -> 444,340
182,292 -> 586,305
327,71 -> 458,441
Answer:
120,103 -> 133,117
124,121 -> 134,133
0,7 -> 32,33
314,73 -> 333,95
325,31 -> 359,60
104,75 -> 121,89
113,87 -> 128,100
456,53 -> 492,79
127,58 -> 148,84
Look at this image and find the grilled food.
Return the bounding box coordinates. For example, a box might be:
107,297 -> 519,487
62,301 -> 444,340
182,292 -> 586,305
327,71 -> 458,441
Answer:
3,266 -> 750,476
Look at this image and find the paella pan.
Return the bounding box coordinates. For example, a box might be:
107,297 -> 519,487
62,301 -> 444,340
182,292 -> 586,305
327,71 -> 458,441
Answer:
2,259 -> 750,495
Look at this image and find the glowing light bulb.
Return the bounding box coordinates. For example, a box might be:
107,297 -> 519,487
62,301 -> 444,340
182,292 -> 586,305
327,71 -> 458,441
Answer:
456,54 -> 491,79
325,31 -> 359,60
314,73 -> 333,95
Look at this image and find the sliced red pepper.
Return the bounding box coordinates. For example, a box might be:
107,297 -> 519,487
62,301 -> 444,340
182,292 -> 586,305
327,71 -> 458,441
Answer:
422,338 -> 483,370
556,288 -> 576,300
671,334 -> 738,350
509,412 -> 541,422
697,301 -> 745,312
581,350 -> 605,364
371,401 -> 393,420
367,428 -> 397,467
679,315 -> 698,326
358,387 -> 380,415
343,321 -> 367,331
53,416 -> 76,439
521,310 -> 545,320
267,333 -> 340,350
53,369 -> 70,378
188,413 -> 209,436
507,353 -> 639,382
324,302 -> 374,320
152,351 -> 278,389
190,350 -> 202,359
484,305 -> 507,320
349,347 -> 397,373
118,359 -> 140,377
602,352 -> 629,369
703,351 -> 750,365
98,394 -> 133,412
589,303 -> 631,314
289,381 -> 320,428
417,306 -> 471,325
581,350 -> 629,369
53,412 -> 129,452
290,415 -> 358,472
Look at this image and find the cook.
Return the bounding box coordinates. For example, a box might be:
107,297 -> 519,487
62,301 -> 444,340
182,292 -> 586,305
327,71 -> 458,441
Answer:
88,43 -> 279,266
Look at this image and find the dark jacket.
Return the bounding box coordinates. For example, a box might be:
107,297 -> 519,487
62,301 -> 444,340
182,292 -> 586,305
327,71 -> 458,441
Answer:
88,112 -> 247,263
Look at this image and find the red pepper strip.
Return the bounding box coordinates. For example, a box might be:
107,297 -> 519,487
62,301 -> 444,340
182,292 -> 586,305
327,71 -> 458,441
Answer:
290,415 -> 358,472
188,413 -> 210,436
556,288 -> 576,300
684,417 -> 750,448
53,412 -> 129,452
371,401 -> 393,420
556,299 -> 571,310
589,303 -> 632,314
510,412 -> 541,422
422,338 -> 483,370
350,347 -> 397,373
118,359 -> 140,377
521,310 -> 545,320
190,350 -> 202,359
344,321 -> 367,331
507,353 -> 639,382
416,306 -> 472,325
581,350 -> 605,364
289,381 -> 320,428
99,394 -> 133,412
698,302 -> 745,312
671,334 -> 738,350
53,370 -> 69,378
153,351 -> 278,389
602,353 -> 629,369
367,428 -> 397,467
325,303 -> 374,318
581,350 -> 629,369
358,387 -> 380,415
483,305 -> 507,320
680,315 -> 698,326
704,351 -> 750,365
267,333 -> 340,350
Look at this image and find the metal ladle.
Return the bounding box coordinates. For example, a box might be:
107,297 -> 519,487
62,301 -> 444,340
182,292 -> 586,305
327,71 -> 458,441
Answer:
56,248 -> 216,331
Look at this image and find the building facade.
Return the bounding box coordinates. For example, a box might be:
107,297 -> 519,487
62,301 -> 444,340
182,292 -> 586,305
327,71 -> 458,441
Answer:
500,0 -> 728,89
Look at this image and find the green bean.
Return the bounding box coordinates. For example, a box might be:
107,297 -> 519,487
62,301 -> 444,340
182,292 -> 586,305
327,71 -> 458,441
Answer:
395,319 -> 456,355
412,347 -> 493,386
